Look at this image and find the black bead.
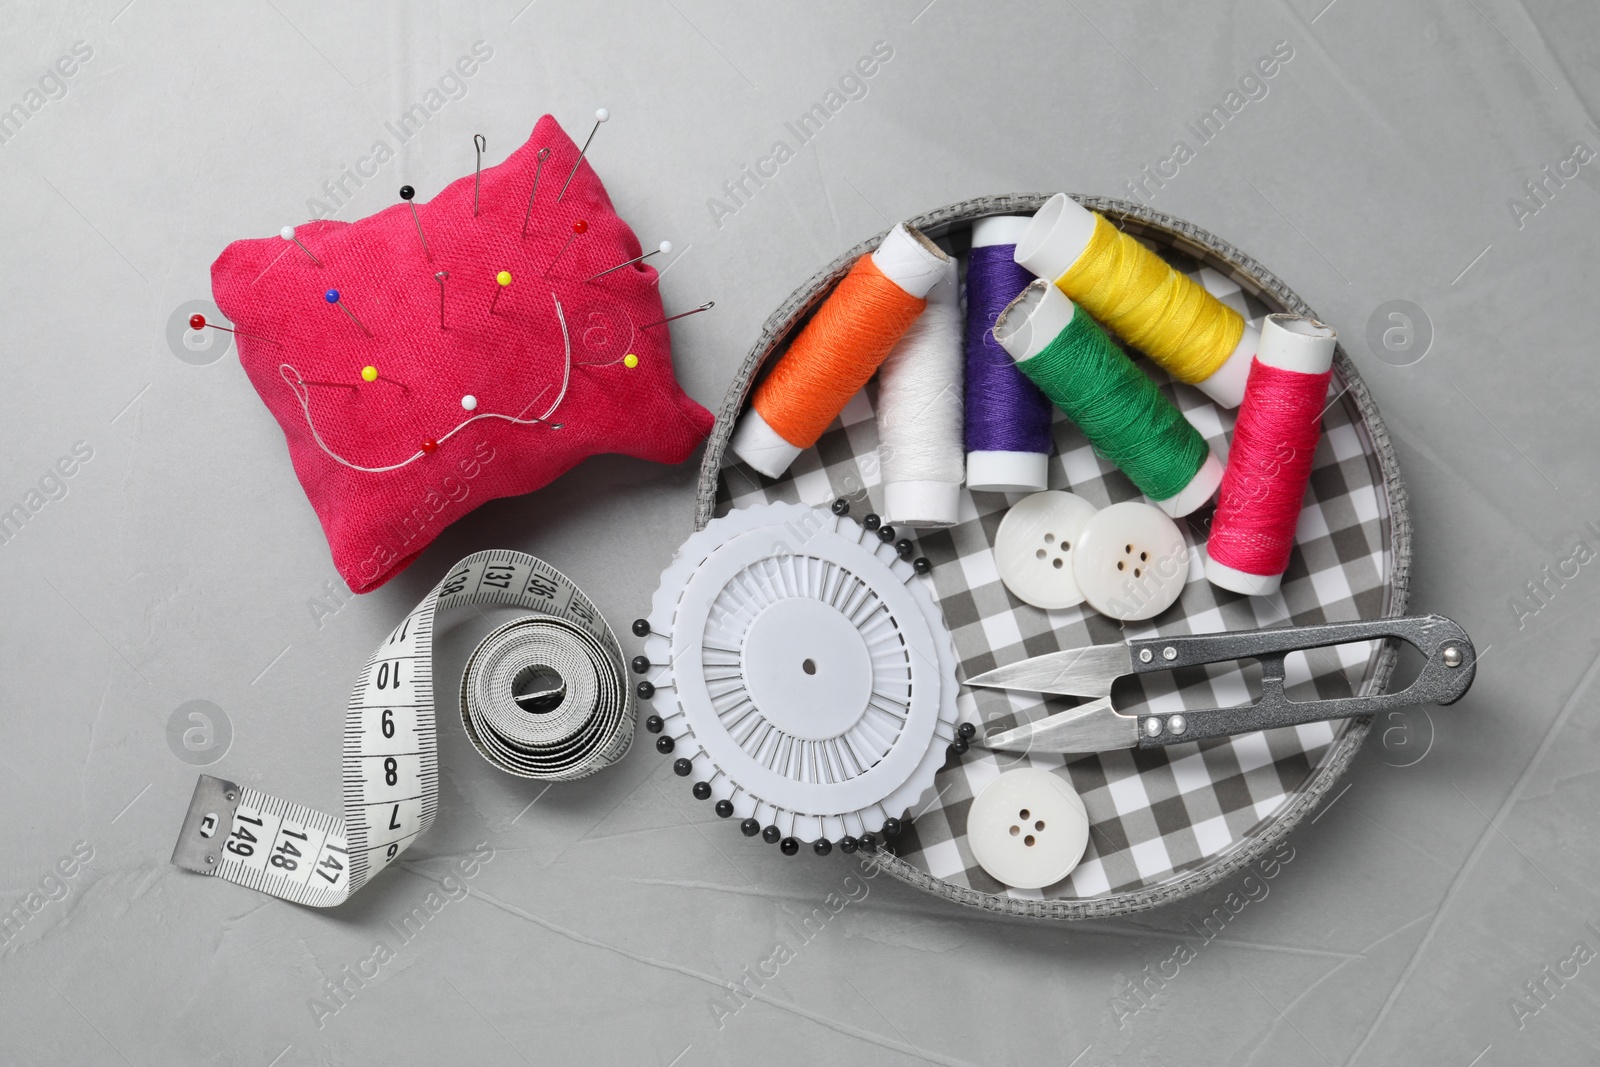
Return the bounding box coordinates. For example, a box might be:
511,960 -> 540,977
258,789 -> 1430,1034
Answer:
913,557 -> 932,575
831,498 -> 850,515
813,838 -> 833,856
637,680 -> 656,700
952,735 -> 970,754
895,539 -> 913,560
779,837 -> 800,856
673,758 -> 692,777
655,735 -> 675,754
839,836 -> 859,853
761,825 -> 781,844
858,832 -> 878,853
630,655 -> 650,674
740,817 -> 760,836
958,722 -> 976,740
692,781 -> 712,800
399,185 -> 415,200
631,618 -> 651,637
716,799 -> 735,818
878,525 -> 896,543
882,817 -> 902,838
645,715 -> 663,734
863,513 -> 881,531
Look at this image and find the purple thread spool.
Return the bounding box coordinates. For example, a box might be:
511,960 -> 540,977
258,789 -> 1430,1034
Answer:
965,217 -> 1054,491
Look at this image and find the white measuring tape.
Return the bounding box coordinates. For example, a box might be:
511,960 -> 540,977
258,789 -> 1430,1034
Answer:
170,550 -> 632,906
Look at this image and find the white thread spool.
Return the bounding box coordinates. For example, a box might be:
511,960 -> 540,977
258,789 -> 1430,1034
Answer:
877,257 -> 964,528
1014,194 -> 1259,408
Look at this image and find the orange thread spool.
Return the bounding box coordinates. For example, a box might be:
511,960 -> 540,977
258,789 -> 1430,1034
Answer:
730,222 -> 950,478
753,254 -> 926,450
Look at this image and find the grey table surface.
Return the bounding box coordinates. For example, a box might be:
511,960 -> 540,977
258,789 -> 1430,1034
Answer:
2,1 -> 1598,1064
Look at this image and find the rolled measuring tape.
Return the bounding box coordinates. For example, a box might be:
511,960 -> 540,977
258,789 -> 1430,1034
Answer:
169,550 -> 632,906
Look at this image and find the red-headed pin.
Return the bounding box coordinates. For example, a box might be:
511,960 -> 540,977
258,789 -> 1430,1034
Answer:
543,220 -> 587,278
188,313 -> 276,345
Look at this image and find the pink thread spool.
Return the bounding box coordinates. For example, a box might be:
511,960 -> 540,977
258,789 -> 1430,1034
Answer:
1205,314 -> 1337,596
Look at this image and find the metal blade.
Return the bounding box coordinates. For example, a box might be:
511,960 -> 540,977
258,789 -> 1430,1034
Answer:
964,643 -> 1132,698
979,697 -> 1140,754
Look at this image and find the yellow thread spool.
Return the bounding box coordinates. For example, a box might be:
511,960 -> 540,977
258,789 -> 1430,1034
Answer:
1015,194 -> 1258,408
1063,214 -> 1243,383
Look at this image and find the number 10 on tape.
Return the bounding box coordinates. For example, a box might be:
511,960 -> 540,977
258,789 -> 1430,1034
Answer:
169,550 -> 630,906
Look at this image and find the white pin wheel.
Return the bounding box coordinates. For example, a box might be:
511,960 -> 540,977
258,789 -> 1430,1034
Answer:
643,503 -> 959,843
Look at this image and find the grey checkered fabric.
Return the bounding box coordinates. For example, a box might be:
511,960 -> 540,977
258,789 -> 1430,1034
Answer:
714,217 -> 1393,908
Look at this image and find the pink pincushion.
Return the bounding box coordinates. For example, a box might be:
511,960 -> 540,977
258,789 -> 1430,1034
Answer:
213,115 -> 713,593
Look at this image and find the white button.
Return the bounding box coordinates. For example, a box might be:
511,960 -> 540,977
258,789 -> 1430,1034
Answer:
967,768 -> 1089,890
993,491 -> 1098,610
1071,501 -> 1190,621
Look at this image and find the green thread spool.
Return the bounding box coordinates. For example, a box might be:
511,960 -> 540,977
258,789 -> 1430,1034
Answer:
993,281 -> 1222,517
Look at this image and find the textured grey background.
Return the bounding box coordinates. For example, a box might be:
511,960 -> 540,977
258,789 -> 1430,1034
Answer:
1,1 -> 1597,1064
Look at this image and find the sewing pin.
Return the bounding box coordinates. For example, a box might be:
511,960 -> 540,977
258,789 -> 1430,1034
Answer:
325,289 -> 370,335
280,226 -> 321,266
642,301 -> 714,329
587,241 -> 672,283
557,108 -> 608,203
473,134 -> 487,216
579,353 -> 640,368
521,147 -> 553,238
399,186 -> 430,257
436,271 -> 449,329
543,220 -> 587,278
188,313 -> 277,344
360,365 -> 410,392
489,270 -> 511,315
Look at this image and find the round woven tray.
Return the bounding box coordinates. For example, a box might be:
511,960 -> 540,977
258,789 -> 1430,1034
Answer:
696,194 -> 1409,918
